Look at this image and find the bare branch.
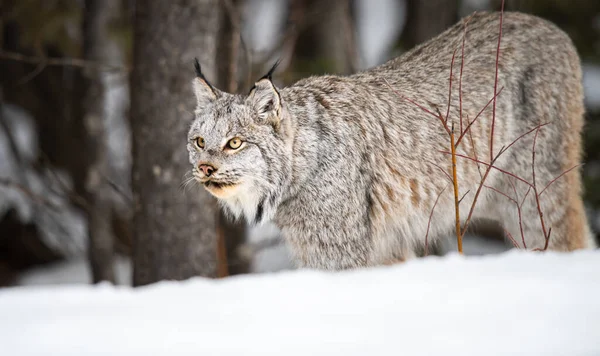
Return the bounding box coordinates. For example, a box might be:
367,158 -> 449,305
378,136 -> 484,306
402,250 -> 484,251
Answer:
450,126 -> 462,253
444,49 -> 458,126
0,177 -> 59,209
539,164 -> 582,197
0,49 -> 129,73
459,14 -> 474,134
489,0 -> 505,160
455,87 -> 504,147
425,183 -> 449,256
440,151 -> 532,187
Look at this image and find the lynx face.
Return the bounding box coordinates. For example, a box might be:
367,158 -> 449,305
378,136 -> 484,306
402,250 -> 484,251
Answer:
186,61 -> 290,224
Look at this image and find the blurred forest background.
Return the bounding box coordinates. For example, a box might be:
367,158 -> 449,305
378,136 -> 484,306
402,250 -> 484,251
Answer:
1,0 -> 599,287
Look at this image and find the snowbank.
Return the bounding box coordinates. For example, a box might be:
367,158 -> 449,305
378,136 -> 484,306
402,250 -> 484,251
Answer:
1,250 -> 599,356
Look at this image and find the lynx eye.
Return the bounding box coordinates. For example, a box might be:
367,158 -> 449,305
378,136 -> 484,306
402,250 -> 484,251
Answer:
195,137 -> 205,149
227,137 -> 243,150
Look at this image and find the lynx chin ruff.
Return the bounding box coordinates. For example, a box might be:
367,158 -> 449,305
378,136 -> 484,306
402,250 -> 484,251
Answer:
187,11 -> 596,270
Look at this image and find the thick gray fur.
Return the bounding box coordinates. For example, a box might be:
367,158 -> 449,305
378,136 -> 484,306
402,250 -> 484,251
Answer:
187,11 -> 596,270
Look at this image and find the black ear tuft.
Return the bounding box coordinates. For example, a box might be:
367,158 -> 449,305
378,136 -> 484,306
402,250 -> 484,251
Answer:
194,57 -> 218,95
249,59 -> 282,94
194,58 -> 212,84
193,58 -> 222,106
262,59 -> 281,81
194,58 -> 203,78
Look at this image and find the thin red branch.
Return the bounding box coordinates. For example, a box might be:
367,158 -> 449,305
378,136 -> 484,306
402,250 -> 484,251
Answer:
484,184 -> 516,205
455,87 -> 504,147
533,228 -> 553,251
508,178 -> 527,248
539,164 -> 582,196
458,190 -> 470,205
384,79 -> 437,119
490,0 -> 505,160
502,122 -> 550,154
466,118 -> 484,180
430,161 -> 453,184
444,49 -> 458,125
459,18 -> 468,134
425,184 -> 449,256
450,126 -> 462,253
440,151 -> 532,187
384,78 -> 451,135
520,186 -> 532,207
544,227 -> 552,250
503,228 -> 521,249
460,152 -> 501,236
531,126 -> 550,245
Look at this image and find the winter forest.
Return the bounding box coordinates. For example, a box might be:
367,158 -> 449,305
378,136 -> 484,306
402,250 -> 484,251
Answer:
1,0 -> 600,354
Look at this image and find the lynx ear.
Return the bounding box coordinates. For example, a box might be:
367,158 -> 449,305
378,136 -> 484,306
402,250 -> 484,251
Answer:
247,61 -> 282,124
193,58 -> 220,108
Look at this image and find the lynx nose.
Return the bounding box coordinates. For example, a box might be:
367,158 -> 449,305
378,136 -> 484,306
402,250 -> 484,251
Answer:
198,163 -> 216,177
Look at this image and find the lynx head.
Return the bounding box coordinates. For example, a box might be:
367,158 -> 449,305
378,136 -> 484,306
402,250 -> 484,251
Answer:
187,59 -> 292,224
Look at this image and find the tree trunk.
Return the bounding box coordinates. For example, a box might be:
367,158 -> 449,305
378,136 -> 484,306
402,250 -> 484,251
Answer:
130,0 -> 221,285
216,0 -> 249,276
401,0 -> 459,49
288,0 -> 358,77
81,0 -> 123,284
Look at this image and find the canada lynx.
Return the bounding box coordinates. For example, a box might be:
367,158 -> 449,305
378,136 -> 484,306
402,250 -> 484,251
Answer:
187,11 -> 596,270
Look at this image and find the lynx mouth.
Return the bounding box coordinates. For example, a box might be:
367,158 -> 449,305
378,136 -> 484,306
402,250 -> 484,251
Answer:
203,181 -> 237,189
202,180 -> 241,198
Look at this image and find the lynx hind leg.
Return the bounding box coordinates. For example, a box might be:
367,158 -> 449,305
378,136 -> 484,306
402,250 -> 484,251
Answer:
538,156 -> 597,251
494,174 -> 595,251
491,125 -> 595,250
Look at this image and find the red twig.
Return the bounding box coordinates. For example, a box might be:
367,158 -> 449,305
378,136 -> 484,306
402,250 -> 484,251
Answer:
384,78 -> 451,135
503,228 -> 521,249
539,164 -> 582,196
508,178 -> 527,248
459,15 -> 474,134
484,184 -> 516,204
455,87 -> 504,147
445,49 -> 458,125
531,126 -> 550,246
520,186 -> 532,207
466,118 -> 484,180
459,151 -> 502,236
544,227 -> 552,250
425,184 -> 449,256
384,79 -> 438,120
533,228 -> 552,251
502,122 -> 550,154
440,151 -> 532,187
430,161 -> 453,184
450,126 -> 462,253
490,0 -> 505,160
483,181 -> 529,248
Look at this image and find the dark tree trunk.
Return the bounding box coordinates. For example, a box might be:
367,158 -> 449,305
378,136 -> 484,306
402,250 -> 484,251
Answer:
216,0 -> 249,276
81,0 -> 121,284
401,0 -> 459,49
130,0 -> 221,286
288,0 -> 358,77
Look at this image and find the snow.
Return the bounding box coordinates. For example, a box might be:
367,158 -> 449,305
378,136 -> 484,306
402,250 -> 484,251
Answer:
583,64 -> 600,111
16,256 -> 132,286
2,250 -> 599,356
0,104 -> 87,256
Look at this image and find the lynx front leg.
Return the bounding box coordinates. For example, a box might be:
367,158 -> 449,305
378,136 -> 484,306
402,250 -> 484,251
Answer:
280,213 -> 374,270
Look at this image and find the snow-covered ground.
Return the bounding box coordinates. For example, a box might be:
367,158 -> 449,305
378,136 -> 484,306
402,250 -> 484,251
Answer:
1,250 -> 599,356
